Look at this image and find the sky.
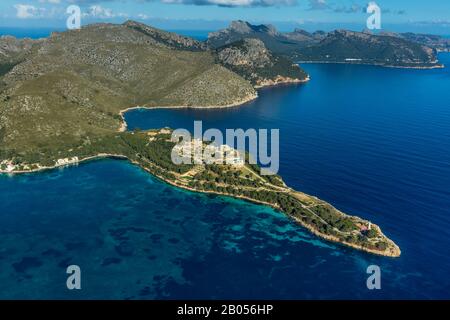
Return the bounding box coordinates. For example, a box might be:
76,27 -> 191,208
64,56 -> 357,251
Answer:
0,0 -> 449,34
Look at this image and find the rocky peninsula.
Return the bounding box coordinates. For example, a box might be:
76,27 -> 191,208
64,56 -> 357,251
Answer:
0,21 -> 400,257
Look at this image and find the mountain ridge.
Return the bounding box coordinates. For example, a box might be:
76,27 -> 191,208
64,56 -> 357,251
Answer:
208,20 -> 444,68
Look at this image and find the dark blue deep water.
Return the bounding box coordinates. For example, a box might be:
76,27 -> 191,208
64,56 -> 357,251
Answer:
1,54 -> 450,299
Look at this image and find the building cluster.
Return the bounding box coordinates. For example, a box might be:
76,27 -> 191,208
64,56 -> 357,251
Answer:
173,139 -> 244,166
55,157 -> 79,166
0,160 -> 17,172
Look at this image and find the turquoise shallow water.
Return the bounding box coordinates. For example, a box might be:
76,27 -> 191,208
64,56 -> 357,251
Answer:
0,54 -> 450,299
0,159 -> 341,299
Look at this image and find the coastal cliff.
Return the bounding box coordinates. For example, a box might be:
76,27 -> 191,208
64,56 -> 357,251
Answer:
215,38 -> 309,87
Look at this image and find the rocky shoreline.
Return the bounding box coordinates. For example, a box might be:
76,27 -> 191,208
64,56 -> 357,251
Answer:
0,149 -> 401,258
117,76 -> 312,133
255,75 -> 311,89
0,154 -> 128,174
117,91 -> 259,132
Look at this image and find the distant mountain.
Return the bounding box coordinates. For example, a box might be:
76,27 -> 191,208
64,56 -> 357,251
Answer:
208,20 -> 304,55
283,29 -> 327,43
293,29 -> 440,68
208,21 -> 443,68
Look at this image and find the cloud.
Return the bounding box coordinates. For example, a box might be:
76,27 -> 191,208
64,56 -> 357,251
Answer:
63,0 -> 296,6
334,4 -> 362,13
137,13 -> 150,20
38,0 -> 61,3
301,1 -> 405,16
305,1 -> 407,15
161,0 -> 297,7
363,2 -> 406,15
307,0 -> 329,10
65,0 -> 109,3
14,4 -> 47,19
83,5 -> 128,18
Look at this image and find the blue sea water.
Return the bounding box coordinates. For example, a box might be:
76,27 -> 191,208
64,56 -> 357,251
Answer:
1,53 -> 450,299
0,27 -> 63,39
0,28 -> 209,41
169,29 -> 210,41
